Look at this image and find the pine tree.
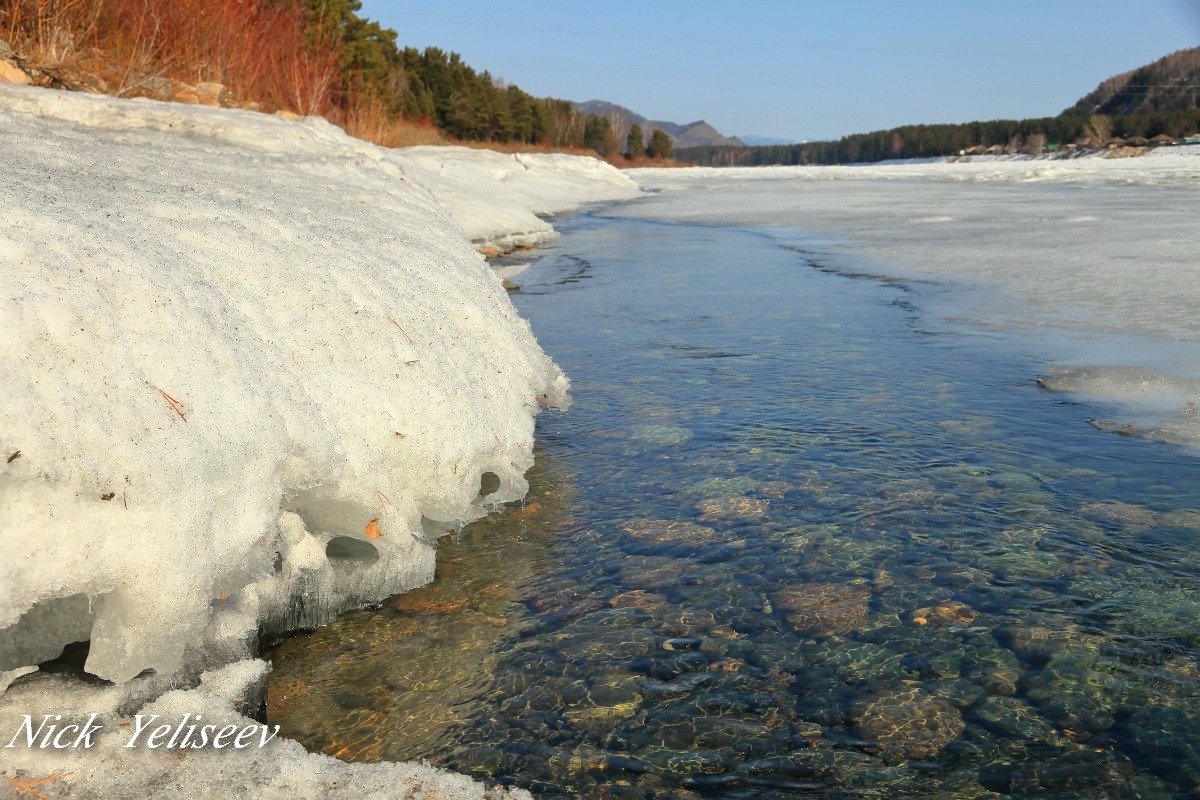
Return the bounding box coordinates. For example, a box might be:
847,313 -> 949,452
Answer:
583,115 -> 614,155
625,124 -> 645,159
646,128 -> 673,159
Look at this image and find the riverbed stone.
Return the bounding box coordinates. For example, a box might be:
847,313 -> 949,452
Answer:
771,582 -> 870,636
971,695 -> 1061,742
759,480 -> 792,498
551,627 -> 659,662
910,601 -> 978,626
619,554 -> 692,587
1080,500 -> 1158,527
610,590 -> 669,614
622,518 -> 718,546
853,686 -> 965,759
696,496 -> 770,521
1007,748 -> 1135,793
630,423 -> 693,447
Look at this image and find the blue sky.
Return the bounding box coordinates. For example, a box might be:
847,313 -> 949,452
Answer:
359,1 -> 1200,141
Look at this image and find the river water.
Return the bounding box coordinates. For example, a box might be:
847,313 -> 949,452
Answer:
266,210 -> 1200,799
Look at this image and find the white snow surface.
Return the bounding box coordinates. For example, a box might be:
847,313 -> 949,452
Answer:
0,84 -> 624,797
626,155 -> 1200,446
395,146 -> 641,250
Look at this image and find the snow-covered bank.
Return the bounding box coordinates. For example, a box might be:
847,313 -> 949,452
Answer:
0,86 -> 640,256
0,85 -> 631,797
626,155 -> 1200,447
396,146 -> 640,253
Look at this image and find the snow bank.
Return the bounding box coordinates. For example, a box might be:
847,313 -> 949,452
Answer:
0,85 -> 640,255
625,153 -> 1200,447
0,83 -> 602,797
395,146 -> 640,251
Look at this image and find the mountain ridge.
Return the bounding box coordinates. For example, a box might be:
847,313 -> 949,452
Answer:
573,99 -> 744,149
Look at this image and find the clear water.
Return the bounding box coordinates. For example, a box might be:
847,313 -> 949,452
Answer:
265,213 -> 1200,799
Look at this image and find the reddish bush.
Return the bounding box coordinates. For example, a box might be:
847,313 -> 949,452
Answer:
1,0 -> 340,114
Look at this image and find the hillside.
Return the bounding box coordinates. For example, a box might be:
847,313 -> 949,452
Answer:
0,1 -> 621,154
677,46 -> 1200,168
573,99 -> 743,148
1066,47 -> 1200,116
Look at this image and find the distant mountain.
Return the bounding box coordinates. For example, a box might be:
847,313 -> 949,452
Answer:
739,135 -> 802,146
1065,47 -> 1200,116
573,100 -> 744,148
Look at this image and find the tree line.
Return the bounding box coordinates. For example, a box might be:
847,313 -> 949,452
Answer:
306,0 -> 673,155
674,108 -> 1200,166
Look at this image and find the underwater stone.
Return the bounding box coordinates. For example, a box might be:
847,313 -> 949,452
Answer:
1007,749 -> 1135,793
771,583 -> 870,636
630,424 -> 694,447
663,637 -> 703,651
971,696 -> 1061,742
677,476 -> 761,499
853,686 -> 965,760
929,679 -> 985,709
1079,501 -> 1158,527
621,519 -> 718,546
618,555 -> 694,588
909,601 -> 978,627
696,497 -> 770,522
610,590 -> 670,614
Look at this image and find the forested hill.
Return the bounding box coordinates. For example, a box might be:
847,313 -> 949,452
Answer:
572,100 -> 744,148
1066,47 -> 1200,117
676,48 -> 1200,167
677,108 -> 1200,167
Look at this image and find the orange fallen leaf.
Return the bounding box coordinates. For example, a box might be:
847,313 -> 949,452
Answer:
365,518 -> 381,539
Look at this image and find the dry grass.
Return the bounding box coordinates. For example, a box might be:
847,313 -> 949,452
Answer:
454,139 -> 689,169
453,137 -> 596,157
0,0 -> 455,150
606,154 -> 690,169
341,95 -> 444,147
1,0 -> 339,112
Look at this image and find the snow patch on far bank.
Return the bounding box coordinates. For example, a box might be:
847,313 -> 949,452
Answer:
625,152 -> 1200,449
630,147 -> 1200,189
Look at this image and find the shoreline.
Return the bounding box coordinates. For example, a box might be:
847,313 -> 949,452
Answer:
3,83 -> 1199,798
0,85 -> 634,799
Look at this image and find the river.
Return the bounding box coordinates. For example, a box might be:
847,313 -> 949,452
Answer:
266,208 -> 1200,799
